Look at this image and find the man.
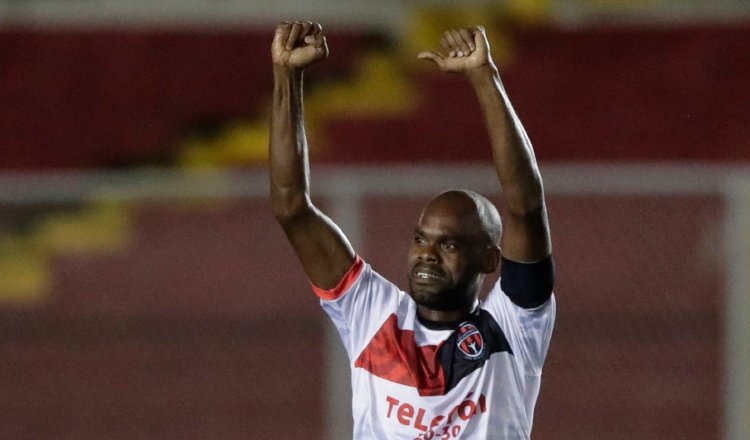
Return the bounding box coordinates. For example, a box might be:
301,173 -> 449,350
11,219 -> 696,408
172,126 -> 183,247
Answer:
270,21 -> 555,440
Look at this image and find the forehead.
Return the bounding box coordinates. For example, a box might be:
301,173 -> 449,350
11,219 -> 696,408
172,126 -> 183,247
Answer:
416,198 -> 483,238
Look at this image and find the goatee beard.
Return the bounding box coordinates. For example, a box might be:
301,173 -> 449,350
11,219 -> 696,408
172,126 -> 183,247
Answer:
408,286 -> 471,311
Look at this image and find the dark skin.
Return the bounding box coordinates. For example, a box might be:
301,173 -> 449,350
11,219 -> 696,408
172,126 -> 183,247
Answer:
408,191 -> 500,323
270,22 -> 551,324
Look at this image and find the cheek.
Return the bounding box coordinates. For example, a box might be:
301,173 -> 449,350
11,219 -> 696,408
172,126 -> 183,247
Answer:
449,253 -> 479,277
406,247 -> 419,266
407,245 -> 417,259
444,255 -> 466,276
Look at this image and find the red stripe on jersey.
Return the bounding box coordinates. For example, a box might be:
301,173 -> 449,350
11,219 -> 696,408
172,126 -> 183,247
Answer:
354,314 -> 447,396
312,256 -> 364,301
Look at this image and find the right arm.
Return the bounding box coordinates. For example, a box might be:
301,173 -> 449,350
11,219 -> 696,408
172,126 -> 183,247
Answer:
269,21 -> 355,289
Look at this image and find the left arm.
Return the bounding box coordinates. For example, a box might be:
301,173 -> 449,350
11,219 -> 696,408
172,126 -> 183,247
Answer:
418,27 -> 551,263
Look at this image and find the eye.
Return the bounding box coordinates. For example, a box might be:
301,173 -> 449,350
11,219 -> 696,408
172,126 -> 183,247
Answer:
414,235 -> 427,246
441,241 -> 457,251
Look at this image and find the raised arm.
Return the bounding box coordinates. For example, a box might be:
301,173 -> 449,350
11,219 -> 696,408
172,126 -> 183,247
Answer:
418,27 -> 551,262
270,21 -> 355,288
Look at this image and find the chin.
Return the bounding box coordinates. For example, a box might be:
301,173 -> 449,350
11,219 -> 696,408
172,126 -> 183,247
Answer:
409,279 -> 479,311
408,285 -> 436,305
409,287 -> 460,311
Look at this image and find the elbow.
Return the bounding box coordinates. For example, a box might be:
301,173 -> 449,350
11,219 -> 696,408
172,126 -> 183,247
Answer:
506,200 -> 545,223
271,189 -> 312,224
503,182 -> 546,219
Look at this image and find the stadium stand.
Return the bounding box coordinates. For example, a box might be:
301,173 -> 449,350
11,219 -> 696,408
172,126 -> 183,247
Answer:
0,3 -> 747,438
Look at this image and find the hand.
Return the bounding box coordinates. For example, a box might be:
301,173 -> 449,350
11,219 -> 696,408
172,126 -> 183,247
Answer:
271,21 -> 329,70
417,27 -> 494,73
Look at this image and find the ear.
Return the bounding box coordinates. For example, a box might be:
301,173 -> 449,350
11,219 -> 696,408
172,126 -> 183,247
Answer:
481,245 -> 501,274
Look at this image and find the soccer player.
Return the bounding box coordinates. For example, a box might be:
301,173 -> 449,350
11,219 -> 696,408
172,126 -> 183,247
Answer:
270,21 -> 555,440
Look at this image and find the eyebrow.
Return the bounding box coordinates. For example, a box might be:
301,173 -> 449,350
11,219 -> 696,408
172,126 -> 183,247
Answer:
414,228 -> 466,242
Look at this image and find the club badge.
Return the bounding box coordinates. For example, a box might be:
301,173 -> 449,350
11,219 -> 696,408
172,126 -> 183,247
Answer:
456,322 -> 485,360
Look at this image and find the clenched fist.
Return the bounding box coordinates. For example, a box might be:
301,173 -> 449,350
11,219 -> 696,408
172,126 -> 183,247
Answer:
272,21 -> 329,70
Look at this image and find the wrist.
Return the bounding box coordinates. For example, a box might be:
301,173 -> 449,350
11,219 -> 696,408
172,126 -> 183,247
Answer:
465,63 -> 500,84
273,64 -> 304,81
272,64 -> 304,103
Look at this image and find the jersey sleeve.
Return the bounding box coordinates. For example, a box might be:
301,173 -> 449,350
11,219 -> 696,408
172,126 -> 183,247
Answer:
312,257 -> 403,361
483,273 -> 556,376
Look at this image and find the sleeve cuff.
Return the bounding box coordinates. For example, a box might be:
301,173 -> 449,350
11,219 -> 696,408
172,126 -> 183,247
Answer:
311,256 -> 365,301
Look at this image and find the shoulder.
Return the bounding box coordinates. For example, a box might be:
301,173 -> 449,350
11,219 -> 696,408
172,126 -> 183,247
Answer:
315,257 -> 405,307
313,256 -> 367,301
483,279 -> 556,331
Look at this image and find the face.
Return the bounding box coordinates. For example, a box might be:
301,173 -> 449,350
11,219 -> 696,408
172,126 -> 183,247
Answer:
407,196 -> 491,311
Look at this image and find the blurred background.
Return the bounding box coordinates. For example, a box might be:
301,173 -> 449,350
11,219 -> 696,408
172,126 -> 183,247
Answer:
1,0 -> 750,439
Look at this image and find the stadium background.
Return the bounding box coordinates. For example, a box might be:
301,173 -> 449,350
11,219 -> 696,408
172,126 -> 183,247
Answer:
1,0 -> 749,438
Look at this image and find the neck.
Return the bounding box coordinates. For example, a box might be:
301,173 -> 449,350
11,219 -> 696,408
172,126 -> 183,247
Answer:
416,299 -> 479,328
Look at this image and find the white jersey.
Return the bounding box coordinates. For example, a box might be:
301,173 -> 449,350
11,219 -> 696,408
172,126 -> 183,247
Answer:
313,257 -> 556,440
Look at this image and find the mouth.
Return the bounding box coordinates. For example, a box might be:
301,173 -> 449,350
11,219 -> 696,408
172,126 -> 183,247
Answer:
412,266 -> 444,284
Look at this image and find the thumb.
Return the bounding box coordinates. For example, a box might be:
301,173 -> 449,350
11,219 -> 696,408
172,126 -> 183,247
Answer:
297,38 -> 329,61
305,34 -> 327,49
313,35 -> 329,58
473,26 -> 488,52
417,51 -> 445,67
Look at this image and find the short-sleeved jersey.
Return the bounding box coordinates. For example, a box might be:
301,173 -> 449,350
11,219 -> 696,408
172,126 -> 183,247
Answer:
314,257 -> 556,440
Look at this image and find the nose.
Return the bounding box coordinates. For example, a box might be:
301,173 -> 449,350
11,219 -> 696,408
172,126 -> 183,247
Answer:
418,243 -> 439,263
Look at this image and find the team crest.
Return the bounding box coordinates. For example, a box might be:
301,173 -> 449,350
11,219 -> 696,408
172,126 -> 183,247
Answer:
456,322 -> 485,360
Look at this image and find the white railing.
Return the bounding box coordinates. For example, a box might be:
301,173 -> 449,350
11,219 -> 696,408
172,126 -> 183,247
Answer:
1,162 -> 748,203
1,0 -> 749,29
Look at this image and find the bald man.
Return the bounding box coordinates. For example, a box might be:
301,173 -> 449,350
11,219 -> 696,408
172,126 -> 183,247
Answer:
270,21 -> 555,440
